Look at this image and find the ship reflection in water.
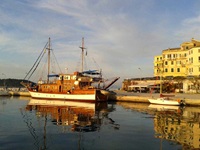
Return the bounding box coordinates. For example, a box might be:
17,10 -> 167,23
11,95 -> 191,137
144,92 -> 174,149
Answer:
25,99 -> 117,132
118,102 -> 200,149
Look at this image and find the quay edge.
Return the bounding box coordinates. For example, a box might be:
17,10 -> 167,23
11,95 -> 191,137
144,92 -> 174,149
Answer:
8,91 -> 30,97
108,90 -> 200,106
3,90 -> 200,106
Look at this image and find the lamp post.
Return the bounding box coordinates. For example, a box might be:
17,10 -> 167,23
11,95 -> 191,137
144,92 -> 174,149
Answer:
138,68 -> 142,93
2,73 -> 6,89
158,68 -> 162,96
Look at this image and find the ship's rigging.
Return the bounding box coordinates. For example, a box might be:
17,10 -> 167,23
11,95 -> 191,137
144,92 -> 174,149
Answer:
24,38 -> 61,82
23,37 -> 119,90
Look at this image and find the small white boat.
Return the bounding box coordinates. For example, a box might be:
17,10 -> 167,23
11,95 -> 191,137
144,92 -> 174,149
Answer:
148,97 -> 181,106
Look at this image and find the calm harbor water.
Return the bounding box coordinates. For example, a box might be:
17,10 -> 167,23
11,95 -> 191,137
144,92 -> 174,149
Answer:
0,97 -> 199,150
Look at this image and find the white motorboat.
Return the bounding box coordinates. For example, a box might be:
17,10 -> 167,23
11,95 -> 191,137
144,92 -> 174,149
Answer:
148,97 -> 181,106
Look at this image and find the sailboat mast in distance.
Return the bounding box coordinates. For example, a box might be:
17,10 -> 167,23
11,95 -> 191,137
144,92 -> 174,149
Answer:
79,37 -> 86,72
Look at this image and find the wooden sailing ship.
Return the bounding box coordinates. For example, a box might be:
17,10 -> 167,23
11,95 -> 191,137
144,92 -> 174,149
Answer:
22,38 -> 119,102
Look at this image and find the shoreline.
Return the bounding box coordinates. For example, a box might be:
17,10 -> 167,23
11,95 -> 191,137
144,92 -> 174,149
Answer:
2,90 -> 200,106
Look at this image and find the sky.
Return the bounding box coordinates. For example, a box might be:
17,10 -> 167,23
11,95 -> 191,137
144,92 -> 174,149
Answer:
1,0 -> 200,87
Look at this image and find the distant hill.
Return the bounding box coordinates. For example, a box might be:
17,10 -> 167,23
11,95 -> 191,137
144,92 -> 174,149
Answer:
0,79 -> 34,87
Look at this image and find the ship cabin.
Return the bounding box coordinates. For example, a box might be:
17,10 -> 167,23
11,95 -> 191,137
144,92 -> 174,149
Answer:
36,71 -> 96,93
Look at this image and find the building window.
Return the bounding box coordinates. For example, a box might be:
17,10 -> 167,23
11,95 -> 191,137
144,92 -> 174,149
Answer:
171,61 -> 174,65
165,68 -> 168,72
176,61 -> 180,65
198,49 -> 200,53
171,68 -> 174,72
177,68 -> 180,72
199,56 -> 200,62
165,61 -> 168,65
184,53 -> 187,57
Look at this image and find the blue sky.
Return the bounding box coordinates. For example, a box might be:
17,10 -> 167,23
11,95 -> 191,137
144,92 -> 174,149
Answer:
1,0 -> 200,86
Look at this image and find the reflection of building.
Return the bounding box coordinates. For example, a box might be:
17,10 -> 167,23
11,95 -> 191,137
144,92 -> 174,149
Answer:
153,108 -> 200,149
26,99 -> 108,132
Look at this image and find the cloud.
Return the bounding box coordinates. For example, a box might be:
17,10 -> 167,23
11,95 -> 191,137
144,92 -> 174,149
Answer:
1,0 -> 200,86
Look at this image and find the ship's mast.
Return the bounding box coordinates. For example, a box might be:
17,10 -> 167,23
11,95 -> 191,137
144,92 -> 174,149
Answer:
47,37 -> 51,83
79,37 -> 86,72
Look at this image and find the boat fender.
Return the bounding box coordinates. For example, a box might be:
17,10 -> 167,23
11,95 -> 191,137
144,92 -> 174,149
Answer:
67,90 -> 71,94
177,99 -> 181,103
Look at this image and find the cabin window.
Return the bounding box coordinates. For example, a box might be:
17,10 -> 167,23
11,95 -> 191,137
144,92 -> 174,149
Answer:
72,75 -> 77,80
59,76 -> 63,80
64,75 -> 70,80
74,81 -> 79,85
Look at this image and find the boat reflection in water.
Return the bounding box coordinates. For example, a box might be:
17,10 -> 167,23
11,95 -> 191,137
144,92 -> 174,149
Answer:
118,102 -> 200,149
26,98 -> 109,132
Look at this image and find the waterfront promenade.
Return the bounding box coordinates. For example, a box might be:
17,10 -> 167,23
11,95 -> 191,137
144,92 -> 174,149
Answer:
3,90 -> 200,106
110,90 -> 200,106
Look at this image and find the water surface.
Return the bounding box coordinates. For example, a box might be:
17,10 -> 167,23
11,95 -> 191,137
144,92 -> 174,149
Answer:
1,97 -> 199,150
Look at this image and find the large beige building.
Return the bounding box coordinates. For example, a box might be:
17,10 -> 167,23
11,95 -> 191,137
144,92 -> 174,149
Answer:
122,38 -> 200,93
154,38 -> 200,77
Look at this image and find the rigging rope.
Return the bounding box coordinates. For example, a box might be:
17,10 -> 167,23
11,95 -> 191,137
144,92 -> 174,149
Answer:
52,50 -> 62,74
27,45 -> 47,80
24,42 -> 48,80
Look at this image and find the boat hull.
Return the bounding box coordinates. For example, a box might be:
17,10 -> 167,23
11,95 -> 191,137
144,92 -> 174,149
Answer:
148,98 -> 180,106
29,90 -> 107,103
28,98 -> 96,109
